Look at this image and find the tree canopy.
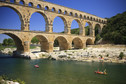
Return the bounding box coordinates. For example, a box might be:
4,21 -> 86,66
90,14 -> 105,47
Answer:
2,38 -> 15,46
101,11 -> 126,44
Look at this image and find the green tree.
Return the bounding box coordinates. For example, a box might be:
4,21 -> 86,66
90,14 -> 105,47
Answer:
8,38 -> 14,46
31,37 -> 39,44
2,38 -> 15,46
101,11 -> 126,44
3,39 -> 8,46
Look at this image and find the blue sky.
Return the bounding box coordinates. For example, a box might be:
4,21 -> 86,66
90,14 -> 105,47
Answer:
0,0 -> 126,43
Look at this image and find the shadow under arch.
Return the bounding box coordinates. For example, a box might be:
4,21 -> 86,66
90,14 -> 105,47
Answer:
86,38 -> 94,46
30,35 -> 49,52
29,11 -> 49,31
1,33 -> 24,53
0,5 -> 23,30
54,36 -> 69,50
95,24 -> 102,36
72,37 -> 83,49
52,16 -> 67,33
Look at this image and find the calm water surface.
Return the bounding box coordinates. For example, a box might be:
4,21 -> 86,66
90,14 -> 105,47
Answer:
0,55 -> 126,84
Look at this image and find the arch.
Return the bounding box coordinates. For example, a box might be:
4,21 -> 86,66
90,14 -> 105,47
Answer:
96,18 -> 98,22
0,6 -> 23,30
72,37 -> 83,49
75,13 -> 78,17
85,22 -> 92,36
86,38 -> 93,46
54,36 -> 69,50
99,19 -> 101,22
80,14 -> 82,18
30,35 -> 49,52
71,19 -> 82,35
0,33 -> 24,52
87,16 -> 89,20
84,15 -> 86,19
93,18 -> 95,21
30,11 -> 48,31
19,0 -> 25,5
44,6 -> 49,11
64,11 -> 67,15
90,17 -> 93,20
53,16 -> 67,33
95,24 -> 101,36
58,9 -> 62,14
28,2 -> 33,7
69,12 -> 73,16
37,4 -> 41,9
52,7 -> 56,12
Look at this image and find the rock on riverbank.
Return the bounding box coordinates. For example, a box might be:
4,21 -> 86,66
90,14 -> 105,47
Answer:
0,45 -> 126,63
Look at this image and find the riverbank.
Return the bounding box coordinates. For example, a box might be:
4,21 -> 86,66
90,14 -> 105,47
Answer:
0,45 -> 126,63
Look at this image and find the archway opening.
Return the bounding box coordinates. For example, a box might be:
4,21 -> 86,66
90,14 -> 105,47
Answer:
19,0 -> 25,5
58,9 -> 62,14
52,7 -> 55,12
69,12 -> 73,16
0,33 -> 24,55
85,22 -> 91,36
95,24 -> 101,36
0,6 -> 21,30
94,24 -> 102,44
86,38 -> 93,46
37,4 -> 41,9
53,36 -> 69,51
30,35 -> 48,52
53,16 -> 66,33
30,12 -> 46,31
71,20 -> 80,35
28,2 -> 33,7
44,6 -> 49,11
72,38 -> 83,49
64,11 -> 67,15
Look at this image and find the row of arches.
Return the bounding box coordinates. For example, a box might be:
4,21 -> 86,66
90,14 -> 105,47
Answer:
0,0 -> 106,23
0,6 -> 102,36
0,33 -> 93,53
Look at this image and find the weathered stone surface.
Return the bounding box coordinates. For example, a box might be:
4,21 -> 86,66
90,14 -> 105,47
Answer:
0,0 -> 106,58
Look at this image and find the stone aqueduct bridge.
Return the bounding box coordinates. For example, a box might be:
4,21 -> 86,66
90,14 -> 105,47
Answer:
0,0 -> 107,54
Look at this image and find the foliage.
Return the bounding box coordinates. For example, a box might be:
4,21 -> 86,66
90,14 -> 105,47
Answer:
101,11 -> 126,44
85,26 -> 90,35
2,38 -> 15,46
95,34 -> 101,43
54,39 -> 59,47
119,52 -> 124,59
31,37 -> 39,44
71,28 -> 79,35
0,75 -> 25,84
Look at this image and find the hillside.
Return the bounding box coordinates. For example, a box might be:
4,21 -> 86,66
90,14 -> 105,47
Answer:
101,11 -> 126,44
70,26 -> 90,35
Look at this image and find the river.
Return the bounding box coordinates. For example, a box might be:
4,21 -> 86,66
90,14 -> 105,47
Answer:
0,54 -> 126,84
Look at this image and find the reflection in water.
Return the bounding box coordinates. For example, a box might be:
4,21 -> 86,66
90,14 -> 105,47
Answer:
0,55 -> 126,84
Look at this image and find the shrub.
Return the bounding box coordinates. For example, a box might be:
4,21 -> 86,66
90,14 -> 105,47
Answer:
119,52 -> 124,59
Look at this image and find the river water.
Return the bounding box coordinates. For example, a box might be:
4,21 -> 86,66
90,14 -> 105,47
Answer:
0,55 -> 126,84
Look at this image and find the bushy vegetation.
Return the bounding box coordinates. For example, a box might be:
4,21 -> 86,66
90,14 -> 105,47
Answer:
119,52 -> 124,59
31,37 -> 39,44
0,75 -> 25,84
2,38 -> 15,46
101,11 -> 126,44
